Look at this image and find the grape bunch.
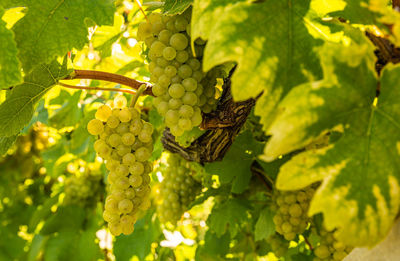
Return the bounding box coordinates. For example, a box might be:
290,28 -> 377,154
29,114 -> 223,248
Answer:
63,161 -> 103,208
87,95 -> 154,236
137,11 -> 220,137
266,233 -> 289,258
156,153 -> 202,224
271,186 -> 316,240
313,227 -> 352,261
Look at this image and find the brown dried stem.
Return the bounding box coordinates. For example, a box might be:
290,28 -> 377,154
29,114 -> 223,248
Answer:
58,82 -> 138,95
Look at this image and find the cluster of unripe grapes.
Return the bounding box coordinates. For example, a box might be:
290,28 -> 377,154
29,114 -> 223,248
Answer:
313,227 -> 353,261
87,95 -> 153,236
266,233 -> 289,258
63,161 -> 103,208
137,11 -> 219,137
272,186 -> 316,240
157,153 -> 201,224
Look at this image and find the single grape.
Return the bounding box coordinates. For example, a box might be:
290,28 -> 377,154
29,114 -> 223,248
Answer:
87,119 -> 104,135
176,50 -> 189,63
163,46 -> 177,61
95,105 -> 112,122
169,83 -> 185,99
170,33 -> 188,51
178,64 -> 192,79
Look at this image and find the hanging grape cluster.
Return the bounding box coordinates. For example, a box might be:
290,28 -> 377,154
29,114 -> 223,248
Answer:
266,233 -> 289,258
87,95 -> 153,236
313,227 -> 353,261
156,153 -> 202,224
63,160 -> 103,208
271,186 -> 316,240
137,11 -> 221,137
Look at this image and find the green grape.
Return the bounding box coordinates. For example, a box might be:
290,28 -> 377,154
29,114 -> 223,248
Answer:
158,75 -> 171,88
170,33 -> 188,51
178,118 -> 192,131
170,125 -> 184,137
182,92 -> 198,106
153,66 -> 164,78
116,123 -> 129,134
129,162 -> 144,175
145,36 -> 156,49
171,75 -> 182,84
121,133 -> 136,146
163,46 -> 177,60
164,65 -> 177,77
137,22 -> 152,40
87,119 -> 104,135
178,64 -> 192,79
152,84 -> 168,96
150,41 -> 166,57
191,110 -> 203,126
182,77 -> 197,91
192,70 -> 203,82
312,226 -> 352,261
149,61 -> 157,72
122,153 -> 136,165
95,105 -> 112,122
157,101 -> 169,115
188,58 -> 201,71
169,83 -> 185,99
169,98 -> 183,110
179,105 -> 194,118
165,110 -> 179,125
138,130 -> 152,143
114,95 -> 127,108
135,147 -> 151,162
151,21 -> 165,34
129,175 -> 143,188
130,119 -> 143,135
176,50 -> 189,63
107,115 -> 120,128
158,29 -> 172,44
116,164 -> 129,176
174,17 -> 188,31
156,57 -> 169,67
118,108 -> 132,122
267,234 -> 289,258
166,19 -> 176,32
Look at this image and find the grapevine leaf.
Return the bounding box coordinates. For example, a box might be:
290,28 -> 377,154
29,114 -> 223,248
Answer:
48,90 -> 83,128
268,44 -> 400,246
201,0 -> 323,130
196,231 -> 230,259
40,205 -> 85,235
12,0 -> 115,72
0,135 -> 17,156
255,207 -> 275,241
28,196 -> 60,233
114,211 -> 161,261
163,0 -> 192,15
208,198 -> 250,237
28,234 -> 45,261
0,6 -> 22,89
205,131 -> 263,193
0,59 -> 70,137
329,1 -> 382,25
43,230 -> 76,261
191,0 -> 246,41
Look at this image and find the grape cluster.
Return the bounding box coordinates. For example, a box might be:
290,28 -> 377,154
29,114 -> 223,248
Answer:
266,233 -> 289,258
137,11 -> 220,137
272,186 -> 316,240
313,227 -> 352,261
87,95 -> 153,236
63,161 -> 103,208
157,153 -> 201,224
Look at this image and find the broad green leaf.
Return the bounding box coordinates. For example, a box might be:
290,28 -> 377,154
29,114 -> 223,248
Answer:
196,231 -> 230,259
40,205 -> 85,235
268,45 -> 400,246
191,0 -> 246,41
0,135 -> 17,156
0,59 -> 70,137
49,90 -> 83,128
255,207 -> 275,241
12,0 -> 115,72
163,0 -> 192,15
205,131 -> 264,193
208,198 -> 250,237
201,0 -> 323,131
28,234 -> 45,261
0,6 -> 22,89
114,211 -> 161,261
330,0 -> 382,25
43,230 -> 76,261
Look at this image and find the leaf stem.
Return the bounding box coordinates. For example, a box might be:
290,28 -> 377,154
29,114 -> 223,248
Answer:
58,82 -> 139,95
130,84 -> 147,107
64,69 -> 154,96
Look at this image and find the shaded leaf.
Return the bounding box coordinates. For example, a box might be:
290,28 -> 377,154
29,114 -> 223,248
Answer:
255,207 -> 275,241
163,0 -> 192,15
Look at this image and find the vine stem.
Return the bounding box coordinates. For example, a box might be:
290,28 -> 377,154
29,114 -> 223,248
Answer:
130,84 -> 147,107
304,236 -> 313,250
58,82 -> 139,95
63,69 -> 154,96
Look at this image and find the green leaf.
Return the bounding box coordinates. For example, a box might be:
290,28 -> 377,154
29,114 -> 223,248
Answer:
201,0 -> 323,130
205,131 -> 264,193
43,230 -> 76,261
0,59 -> 70,137
266,43 -> 400,246
40,205 -> 85,235
0,135 -> 17,156
114,211 -> 161,261
196,231 -> 230,259
163,0 -> 192,15
255,207 -> 275,241
28,196 -> 59,233
49,90 -> 83,128
191,0 -> 246,41
208,198 -> 250,237
0,6 -> 22,89
28,234 -> 46,261
12,0 -> 115,72
330,1 -> 382,25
